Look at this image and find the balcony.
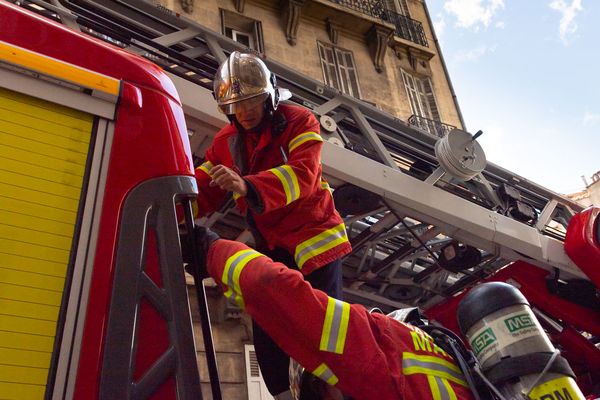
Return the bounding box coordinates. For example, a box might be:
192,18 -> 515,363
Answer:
325,0 -> 428,47
383,10 -> 428,47
326,0 -> 387,20
408,115 -> 456,138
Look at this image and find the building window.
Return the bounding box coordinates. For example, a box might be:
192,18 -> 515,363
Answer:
220,9 -> 264,53
401,69 -> 440,121
386,0 -> 410,16
317,42 -> 361,98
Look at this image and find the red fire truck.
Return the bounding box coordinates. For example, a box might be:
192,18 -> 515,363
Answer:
2,0 -> 600,399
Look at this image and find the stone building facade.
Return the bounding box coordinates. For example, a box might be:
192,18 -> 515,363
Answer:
165,0 -> 467,398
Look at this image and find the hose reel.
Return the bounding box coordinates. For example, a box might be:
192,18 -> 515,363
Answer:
435,129 -> 487,181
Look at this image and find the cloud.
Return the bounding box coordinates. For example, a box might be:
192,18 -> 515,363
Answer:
583,111 -> 600,127
549,0 -> 583,44
433,16 -> 447,40
453,44 -> 497,63
443,0 -> 505,30
495,21 -> 505,28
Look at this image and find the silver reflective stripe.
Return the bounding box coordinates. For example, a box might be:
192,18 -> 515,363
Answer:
320,298 -> 350,354
327,300 -> 343,352
402,356 -> 465,384
277,166 -> 297,201
435,376 -> 452,400
288,132 -> 322,152
295,227 -> 346,266
313,363 -> 338,386
226,250 -> 257,292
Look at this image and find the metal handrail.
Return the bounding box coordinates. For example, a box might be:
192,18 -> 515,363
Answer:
326,0 -> 428,47
408,115 -> 455,138
327,0 -> 387,19
383,10 -> 428,47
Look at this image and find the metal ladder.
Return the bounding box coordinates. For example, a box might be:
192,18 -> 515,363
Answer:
16,0 -> 586,310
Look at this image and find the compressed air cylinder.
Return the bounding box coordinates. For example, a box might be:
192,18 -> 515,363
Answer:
457,282 -> 585,400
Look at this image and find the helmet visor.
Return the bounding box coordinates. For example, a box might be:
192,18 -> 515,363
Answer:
218,93 -> 269,115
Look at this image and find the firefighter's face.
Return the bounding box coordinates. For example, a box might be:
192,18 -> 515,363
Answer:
234,96 -> 266,130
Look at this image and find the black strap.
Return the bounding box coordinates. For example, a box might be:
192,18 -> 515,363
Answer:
484,352 -> 575,384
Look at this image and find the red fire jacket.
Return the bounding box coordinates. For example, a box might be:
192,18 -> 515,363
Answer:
195,103 -> 351,274
207,239 -> 474,400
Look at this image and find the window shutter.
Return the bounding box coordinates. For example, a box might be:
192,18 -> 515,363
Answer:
421,78 -> 440,121
401,69 -> 423,117
318,43 -> 340,91
253,21 -> 264,53
334,48 -> 361,98
385,0 -> 409,16
399,0 -> 410,16
245,344 -> 274,400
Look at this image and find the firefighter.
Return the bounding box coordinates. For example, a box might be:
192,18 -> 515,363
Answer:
195,51 -> 352,398
190,226 -> 474,400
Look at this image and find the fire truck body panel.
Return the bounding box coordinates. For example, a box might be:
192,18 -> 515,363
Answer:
0,1 -> 198,398
565,206 -> 600,288
3,0 -> 600,398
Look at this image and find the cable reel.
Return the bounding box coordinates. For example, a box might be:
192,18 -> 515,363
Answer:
435,129 -> 487,181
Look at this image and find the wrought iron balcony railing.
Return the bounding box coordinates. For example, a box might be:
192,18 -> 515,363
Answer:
326,1 -> 428,47
383,10 -> 428,47
408,115 -> 455,138
328,0 -> 387,20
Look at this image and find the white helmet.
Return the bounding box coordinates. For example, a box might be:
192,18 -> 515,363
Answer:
213,51 -> 291,115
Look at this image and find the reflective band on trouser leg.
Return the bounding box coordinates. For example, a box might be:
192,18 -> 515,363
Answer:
312,363 -> 338,386
288,131 -> 322,153
427,375 -> 457,400
294,223 -> 348,269
197,160 -> 214,176
221,249 -> 262,309
268,165 -> 300,205
319,297 -> 350,354
320,179 -> 332,194
401,353 -> 467,386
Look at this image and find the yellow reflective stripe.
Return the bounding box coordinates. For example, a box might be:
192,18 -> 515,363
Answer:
0,40 -> 119,96
288,131 -> 322,153
428,376 -> 441,400
312,363 -> 338,386
427,375 -> 457,400
268,165 -> 300,205
402,352 -> 467,387
320,179 -> 332,193
221,249 -> 262,309
319,297 -> 350,354
197,160 -> 214,176
294,223 -> 348,269
441,377 -> 457,400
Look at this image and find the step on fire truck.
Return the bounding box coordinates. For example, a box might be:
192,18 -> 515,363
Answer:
1,0 -> 599,399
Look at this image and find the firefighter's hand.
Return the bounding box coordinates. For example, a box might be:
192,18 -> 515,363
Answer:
209,165 -> 248,196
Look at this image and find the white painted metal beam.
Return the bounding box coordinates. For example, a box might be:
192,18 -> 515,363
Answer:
321,142 -> 585,279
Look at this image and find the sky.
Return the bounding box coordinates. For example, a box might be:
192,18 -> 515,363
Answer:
425,0 -> 599,194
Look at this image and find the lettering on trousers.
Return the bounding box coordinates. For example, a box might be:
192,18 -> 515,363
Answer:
536,388 -> 574,400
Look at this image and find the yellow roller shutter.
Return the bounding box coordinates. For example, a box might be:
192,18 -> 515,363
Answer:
0,87 -> 93,399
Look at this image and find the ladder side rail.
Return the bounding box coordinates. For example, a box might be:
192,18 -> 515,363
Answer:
322,142 -> 585,279
52,0 -> 582,232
